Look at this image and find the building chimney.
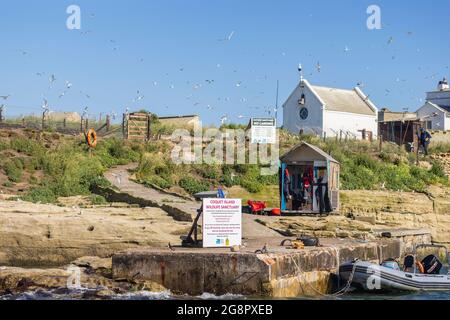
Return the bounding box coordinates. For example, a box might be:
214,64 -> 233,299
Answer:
438,77 -> 449,91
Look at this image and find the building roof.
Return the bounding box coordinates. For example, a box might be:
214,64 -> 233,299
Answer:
438,105 -> 450,112
310,85 -> 377,116
280,141 -> 339,164
419,102 -> 450,114
47,111 -> 81,122
158,115 -> 199,120
378,108 -> 418,122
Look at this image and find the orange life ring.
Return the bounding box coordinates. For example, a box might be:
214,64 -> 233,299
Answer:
87,129 -> 98,148
416,261 -> 425,274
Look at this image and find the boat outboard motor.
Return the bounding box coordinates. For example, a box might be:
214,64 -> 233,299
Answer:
421,255 -> 442,275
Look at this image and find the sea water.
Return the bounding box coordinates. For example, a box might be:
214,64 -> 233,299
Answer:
2,290 -> 450,300
0,289 -> 245,301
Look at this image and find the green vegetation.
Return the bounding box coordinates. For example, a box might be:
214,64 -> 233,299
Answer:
290,133 -> 450,192
89,194 -> 108,205
134,151 -> 279,195
179,177 -> 211,195
0,125 -> 448,204
133,128 -> 449,195
429,142 -> 450,154
0,133 -> 140,204
4,159 -> 24,182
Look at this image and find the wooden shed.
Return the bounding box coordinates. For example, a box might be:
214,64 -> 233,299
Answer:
280,142 -> 340,214
378,119 -> 424,151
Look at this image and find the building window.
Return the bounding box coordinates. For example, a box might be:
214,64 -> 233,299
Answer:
298,94 -> 306,106
426,121 -> 432,130
299,107 -> 309,120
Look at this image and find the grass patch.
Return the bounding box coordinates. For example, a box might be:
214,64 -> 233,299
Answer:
179,177 -> 211,195
4,159 -> 23,182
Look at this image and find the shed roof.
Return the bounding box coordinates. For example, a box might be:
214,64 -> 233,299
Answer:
280,142 -> 339,164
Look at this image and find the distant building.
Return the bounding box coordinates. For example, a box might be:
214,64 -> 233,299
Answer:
158,115 -> 200,129
378,108 -> 417,122
378,108 -> 423,150
48,112 -> 81,123
416,78 -> 450,131
282,78 -> 378,139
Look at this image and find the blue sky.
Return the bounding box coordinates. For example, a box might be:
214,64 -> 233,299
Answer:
1,0 -> 449,125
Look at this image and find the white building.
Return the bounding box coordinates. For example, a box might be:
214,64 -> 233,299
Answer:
282,78 -> 378,139
416,78 -> 450,131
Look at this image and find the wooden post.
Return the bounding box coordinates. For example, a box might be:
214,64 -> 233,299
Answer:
416,133 -> 420,165
85,118 -> 89,130
80,117 -> 84,133
63,118 -> 67,128
42,111 -> 46,130
0,107 -> 3,123
106,115 -> 111,132
122,113 -> 126,139
339,130 -> 343,142
361,129 -> 366,140
379,134 -> 383,151
323,132 -> 326,142
146,114 -> 151,141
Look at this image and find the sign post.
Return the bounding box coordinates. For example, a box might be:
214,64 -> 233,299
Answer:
250,118 -> 277,144
202,199 -> 242,248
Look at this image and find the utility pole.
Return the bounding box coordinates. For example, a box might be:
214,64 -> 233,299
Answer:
275,80 -> 279,124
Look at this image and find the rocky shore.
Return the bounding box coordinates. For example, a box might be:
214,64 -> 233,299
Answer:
0,256 -> 167,298
0,184 -> 449,298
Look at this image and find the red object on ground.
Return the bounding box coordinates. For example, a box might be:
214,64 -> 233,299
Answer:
247,200 -> 267,214
271,208 -> 281,216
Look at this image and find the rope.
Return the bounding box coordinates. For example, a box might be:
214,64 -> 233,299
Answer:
288,252 -> 358,298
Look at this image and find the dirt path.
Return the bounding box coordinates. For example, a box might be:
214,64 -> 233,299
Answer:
104,164 -> 282,240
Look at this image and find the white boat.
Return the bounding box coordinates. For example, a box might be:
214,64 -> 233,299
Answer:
339,245 -> 450,292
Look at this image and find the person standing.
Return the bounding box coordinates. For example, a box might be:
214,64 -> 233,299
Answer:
418,128 -> 432,156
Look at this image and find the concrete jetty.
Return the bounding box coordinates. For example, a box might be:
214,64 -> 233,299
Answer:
112,232 -> 430,298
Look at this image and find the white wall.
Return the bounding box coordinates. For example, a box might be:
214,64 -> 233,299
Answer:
323,110 -> 378,139
283,82 -> 324,135
417,103 -> 448,131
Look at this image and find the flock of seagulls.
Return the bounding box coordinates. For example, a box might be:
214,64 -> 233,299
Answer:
2,12 -> 448,126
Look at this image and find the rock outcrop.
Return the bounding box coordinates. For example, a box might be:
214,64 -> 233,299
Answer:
0,200 -> 191,267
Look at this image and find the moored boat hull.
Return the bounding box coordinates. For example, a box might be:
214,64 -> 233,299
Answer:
339,261 -> 450,292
